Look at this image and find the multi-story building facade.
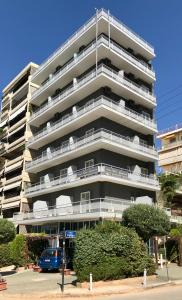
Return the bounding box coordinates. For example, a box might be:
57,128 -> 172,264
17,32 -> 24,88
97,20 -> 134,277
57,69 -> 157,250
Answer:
0,63 -> 38,218
158,124 -> 182,174
158,124 -> 182,222
13,9 -> 159,233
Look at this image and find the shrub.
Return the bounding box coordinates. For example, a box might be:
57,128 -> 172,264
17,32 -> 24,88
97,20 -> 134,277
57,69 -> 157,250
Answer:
0,243 -> 12,268
10,235 -> 28,267
73,221 -> 155,282
122,204 -> 171,242
0,219 -> 15,244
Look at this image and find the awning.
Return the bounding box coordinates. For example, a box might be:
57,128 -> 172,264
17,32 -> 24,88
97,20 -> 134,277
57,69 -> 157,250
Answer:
5,160 -> 23,173
8,124 -> 25,138
2,201 -> 20,209
9,104 -> 27,121
3,181 -> 21,191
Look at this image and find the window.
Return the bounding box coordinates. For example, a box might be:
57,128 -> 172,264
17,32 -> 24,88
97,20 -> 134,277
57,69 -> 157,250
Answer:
169,137 -> 176,144
80,191 -> 90,201
85,128 -> 94,137
85,159 -> 94,169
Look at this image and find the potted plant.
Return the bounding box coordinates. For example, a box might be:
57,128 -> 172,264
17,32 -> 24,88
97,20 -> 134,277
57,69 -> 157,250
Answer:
0,275 -> 7,291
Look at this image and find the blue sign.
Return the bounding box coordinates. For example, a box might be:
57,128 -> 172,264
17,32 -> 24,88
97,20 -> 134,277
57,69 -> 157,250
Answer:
65,230 -> 76,239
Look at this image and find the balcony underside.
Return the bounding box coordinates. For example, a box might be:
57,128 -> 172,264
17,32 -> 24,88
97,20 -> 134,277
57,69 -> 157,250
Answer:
30,73 -> 156,128
32,13 -> 154,85
25,173 -> 159,199
13,211 -> 123,225
27,139 -> 157,174
29,103 -> 157,150
31,43 -> 155,106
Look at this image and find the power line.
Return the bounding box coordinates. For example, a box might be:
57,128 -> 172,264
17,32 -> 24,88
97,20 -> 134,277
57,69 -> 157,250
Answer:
157,83 -> 182,99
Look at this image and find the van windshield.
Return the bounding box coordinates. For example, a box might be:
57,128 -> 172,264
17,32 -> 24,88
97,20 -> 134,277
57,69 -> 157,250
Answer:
41,249 -> 62,258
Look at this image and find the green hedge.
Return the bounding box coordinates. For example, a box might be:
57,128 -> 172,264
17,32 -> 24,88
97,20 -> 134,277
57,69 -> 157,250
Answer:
0,243 -> 13,268
10,235 -> 27,267
73,221 -> 155,282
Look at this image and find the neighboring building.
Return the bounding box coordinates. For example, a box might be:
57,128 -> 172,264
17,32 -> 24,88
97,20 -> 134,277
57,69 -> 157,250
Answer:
158,124 -> 182,174
0,63 -> 38,218
158,124 -> 182,221
13,9 -> 159,233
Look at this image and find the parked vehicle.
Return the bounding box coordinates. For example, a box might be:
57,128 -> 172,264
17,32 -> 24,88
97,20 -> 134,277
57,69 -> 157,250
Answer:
38,247 -> 63,271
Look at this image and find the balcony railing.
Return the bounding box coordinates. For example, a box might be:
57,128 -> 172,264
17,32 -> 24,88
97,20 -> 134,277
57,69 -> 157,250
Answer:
13,197 -> 134,223
29,96 -> 156,145
32,9 -> 154,80
30,64 -> 156,122
26,129 -> 157,170
32,35 -> 155,101
25,163 -> 158,195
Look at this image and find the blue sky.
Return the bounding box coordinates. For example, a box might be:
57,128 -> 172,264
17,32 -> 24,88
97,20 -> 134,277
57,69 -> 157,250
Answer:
1,0 -> 182,131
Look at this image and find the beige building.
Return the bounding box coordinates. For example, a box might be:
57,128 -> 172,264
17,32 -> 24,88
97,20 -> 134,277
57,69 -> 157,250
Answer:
158,124 -> 182,223
0,62 -> 38,218
158,124 -> 182,173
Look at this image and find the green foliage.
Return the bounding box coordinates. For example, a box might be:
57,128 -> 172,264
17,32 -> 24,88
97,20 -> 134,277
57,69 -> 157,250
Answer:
0,243 -> 12,268
122,204 -> 171,242
159,173 -> 182,207
0,219 -> 16,244
26,235 -> 49,263
166,240 -> 178,262
170,225 -> 182,237
73,221 -> 155,282
9,235 -> 28,267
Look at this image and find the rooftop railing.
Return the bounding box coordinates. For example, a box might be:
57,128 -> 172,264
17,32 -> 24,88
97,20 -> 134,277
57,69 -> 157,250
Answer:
30,64 -> 156,122
32,9 -> 154,80
26,128 -> 157,170
13,197 -> 133,222
25,163 -> 158,195
31,34 -> 155,101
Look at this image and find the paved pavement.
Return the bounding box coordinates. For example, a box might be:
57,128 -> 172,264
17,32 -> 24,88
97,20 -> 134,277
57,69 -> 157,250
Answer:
157,263 -> 182,281
2,269 -> 76,294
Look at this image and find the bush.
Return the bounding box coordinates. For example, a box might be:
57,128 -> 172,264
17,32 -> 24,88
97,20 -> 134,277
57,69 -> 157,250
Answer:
0,243 -> 12,268
122,204 -> 171,242
0,219 -> 15,244
73,221 -> 155,282
10,235 -> 28,267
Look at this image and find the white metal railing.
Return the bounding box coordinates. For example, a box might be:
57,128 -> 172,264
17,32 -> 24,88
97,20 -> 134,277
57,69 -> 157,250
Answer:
158,123 -> 182,136
32,9 -> 154,80
30,64 -> 156,121
25,163 -> 158,195
12,197 -> 134,222
29,96 -> 156,144
32,34 -> 155,100
26,129 -> 157,170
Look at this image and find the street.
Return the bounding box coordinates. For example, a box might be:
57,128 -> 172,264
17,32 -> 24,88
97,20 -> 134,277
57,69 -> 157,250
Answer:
97,285 -> 182,300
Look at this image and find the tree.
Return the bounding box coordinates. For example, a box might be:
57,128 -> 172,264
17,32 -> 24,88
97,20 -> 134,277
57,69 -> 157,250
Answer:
122,204 -> 171,242
169,225 -> 182,266
0,219 -> 16,244
159,173 -> 182,207
73,221 -> 155,282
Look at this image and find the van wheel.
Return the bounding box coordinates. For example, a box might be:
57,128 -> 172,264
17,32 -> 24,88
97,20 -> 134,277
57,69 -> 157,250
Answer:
41,268 -> 47,272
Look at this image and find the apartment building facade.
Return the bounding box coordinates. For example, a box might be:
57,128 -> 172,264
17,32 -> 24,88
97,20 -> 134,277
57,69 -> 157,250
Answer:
158,124 -> 182,173
0,63 -> 38,218
13,9 -> 159,233
158,124 -> 182,222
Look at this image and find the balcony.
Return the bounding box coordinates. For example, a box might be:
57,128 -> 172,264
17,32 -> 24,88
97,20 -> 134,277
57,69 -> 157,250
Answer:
13,198 -> 133,225
28,96 -> 157,149
31,35 -> 155,104
30,64 -> 156,127
26,129 -> 158,173
32,9 -> 154,83
25,163 -> 159,198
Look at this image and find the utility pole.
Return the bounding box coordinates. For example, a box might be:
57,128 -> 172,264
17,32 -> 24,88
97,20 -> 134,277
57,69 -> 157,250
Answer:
61,230 -> 65,293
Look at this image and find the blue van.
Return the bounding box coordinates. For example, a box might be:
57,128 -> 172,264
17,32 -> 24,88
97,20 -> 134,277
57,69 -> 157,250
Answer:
38,247 -> 63,271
